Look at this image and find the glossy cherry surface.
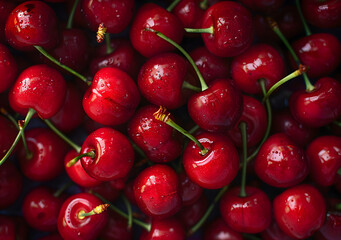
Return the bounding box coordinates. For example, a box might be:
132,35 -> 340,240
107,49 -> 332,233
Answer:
133,164 -> 182,219
261,221 -> 296,240
0,43 -> 17,93
172,0 -> 205,29
316,211 -> 341,240
273,184 -> 326,239
203,217 -> 243,240
178,171 -> 203,206
0,115 -> 17,159
140,218 -> 186,240
183,132 -> 239,189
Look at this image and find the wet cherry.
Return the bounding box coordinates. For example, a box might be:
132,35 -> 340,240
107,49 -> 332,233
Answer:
0,43 -> 17,93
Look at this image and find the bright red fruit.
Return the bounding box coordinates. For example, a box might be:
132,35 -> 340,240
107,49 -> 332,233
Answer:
140,218 -> 186,240
203,217 -> 243,240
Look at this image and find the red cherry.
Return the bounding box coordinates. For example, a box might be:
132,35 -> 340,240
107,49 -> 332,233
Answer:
9,64 -> 66,119
220,186 -> 272,233
254,133 -> 309,188
133,164 -> 182,219
183,132 -> 239,189
289,77 -> 341,128
178,172 -> 203,206
83,67 -> 140,126
203,217 -> 243,240
238,0 -> 284,13
201,1 -> 254,57
5,1 -> 60,51
100,211 -> 132,240
0,0 -> 15,43
0,43 -> 17,93
130,3 -> 184,57
316,211 -> 341,240
140,218 -> 186,240
0,215 -> 28,240
80,127 -> 134,181
177,195 -> 208,229
306,135 -> 341,186
261,220 -> 296,240
0,115 -> 17,159
172,0 -> 205,29
273,184 -> 326,239
85,181 -> 121,203
231,44 -> 285,95
57,192 -> 108,240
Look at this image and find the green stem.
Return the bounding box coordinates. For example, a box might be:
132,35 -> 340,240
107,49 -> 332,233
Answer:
53,181 -> 73,198
185,26 -> 214,34
122,195 -> 132,230
333,121 -> 341,127
243,234 -> 262,240
200,0 -> 209,10
146,28 -> 208,91
43,119 -> 81,153
34,46 -> 90,85
337,168 -> 341,176
188,124 -> 200,135
105,34 -> 113,55
182,81 -> 201,92
66,151 -> 95,167
239,121 -> 248,198
295,0 -> 311,36
129,140 -> 148,160
188,185 -> 229,236
66,0 -> 79,29
167,0 -> 181,12
0,108 -> 36,166
336,202 -> 341,211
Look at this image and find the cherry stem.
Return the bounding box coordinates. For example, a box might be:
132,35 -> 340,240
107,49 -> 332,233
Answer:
53,181 -> 73,198
333,121 -> 341,127
246,80 -> 272,163
129,140 -> 150,164
185,26 -> 214,34
337,167 -> 341,176
188,124 -> 200,135
295,0 -> 311,36
66,150 -> 96,168
92,192 -> 151,231
34,46 -> 90,86
43,119 -> 81,153
66,0 -> 79,29
154,106 -> 208,155
262,65 -> 307,102
239,121 -> 248,198
188,185 -> 229,236
182,81 -> 201,92
105,33 -> 113,55
267,17 -> 314,92
0,108 -> 36,166
336,202 -> 341,210
146,28 -> 208,91
77,203 -> 110,220
122,195 -> 132,230
167,0 -> 181,12
200,0 -> 209,10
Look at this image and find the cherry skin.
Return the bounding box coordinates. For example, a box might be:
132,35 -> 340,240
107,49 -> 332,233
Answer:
178,171 -> 203,206
187,78 -> 243,132
80,127 -> 134,181
0,43 -> 17,93
83,67 -> 140,126
57,192 -> 108,240
203,217 -> 243,240
0,115 -> 17,159
261,221 -> 296,240
306,135 -> 341,186
0,0 -> 15,43
18,128 -> 69,181
85,181 -> 121,203
238,0 -> 284,14
289,77 -> 341,128
128,105 -> 183,163
254,133 -> 309,188
220,186 -> 272,233
201,1 -> 254,57
133,164 -> 182,219
81,0 -> 135,34
0,215 -> 28,240
172,0 -> 205,29
99,211 -> 132,240
273,184 -> 326,239
316,211 -> 341,240
231,43 -> 285,95
183,132 -> 239,189
227,95 -> 267,148
9,64 -> 66,119
177,195 -> 208,229
5,0 -> 60,51
130,3 -> 184,58
140,217 -> 186,240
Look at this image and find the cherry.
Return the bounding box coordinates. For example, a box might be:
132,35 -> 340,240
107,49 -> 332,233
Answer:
57,192 -> 109,240
81,0 -> 135,34
0,115 -> 17,159
289,77 -> 341,128
254,133 -> 309,188
82,67 -> 140,126
261,220 -> 296,240
177,195 -> 208,229
203,217 -> 243,240
100,211 -> 132,240
140,217 -> 186,240
128,105 -> 183,163
316,211 -> 341,240
0,215 -> 28,240
238,0 -> 284,14
133,164 -> 182,219
18,128 -> 69,181
178,171 -> 203,206
183,132 -> 239,189
0,161 -> 23,209
306,135 -> 341,186
172,0 -> 205,29
5,0 -> 60,51
130,3 -> 184,57
273,184 -> 326,239
0,0 -> 15,43
231,44 -> 285,95
0,43 -> 17,93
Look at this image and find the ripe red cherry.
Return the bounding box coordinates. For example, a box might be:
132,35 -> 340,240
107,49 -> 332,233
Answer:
220,186 -> 272,233
0,215 -> 28,240
82,0 -> 135,34
316,211 -> 341,240
80,127 -> 134,181
172,0 -> 205,29
0,0 -> 15,43
9,64 -> 66,119
0,115 -> 17,159
289,77 -> 341,128
203,217 -> 243,240
261,221 -> 296,240
5,0 -> 60,51
178,172 -> 203,206
130,3 -> 184,57
188,78 -> 243,132
0,43 -> 17,93
177,195 -> 208,229
183,132 -> 239,189
201,1 -> 254,57
306,135 -> 341,186
231,44 -> 285,95
133,164 -> 182,219
57,193 -> 108,240
273,184 -> 326,239
83,67 -> 140,126
140,218 -> 186,240
254,133 -> 309,188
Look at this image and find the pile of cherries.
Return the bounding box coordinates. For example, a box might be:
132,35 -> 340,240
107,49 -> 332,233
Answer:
0,0 -> 341,239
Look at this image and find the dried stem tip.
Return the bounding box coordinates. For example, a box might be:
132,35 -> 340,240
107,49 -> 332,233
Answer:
97,23 -> 107,43
153,106 -> 171,123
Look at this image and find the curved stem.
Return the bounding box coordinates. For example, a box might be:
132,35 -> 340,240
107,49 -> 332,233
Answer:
0,108 -> 36,166
43,119 -> 81,153
66,150 -> 95,167
185,26 -> 214,34
53,181 -> 73,198
105,34 -> 113,55
34,46 -> 90,85
182,81 -> 201,92
239,121 -> 248,198
122,195 -> 132,230
295,0 -> 311,36
66,0 -> 79,29
167,0 -> 181,12
145,28 -> 208,91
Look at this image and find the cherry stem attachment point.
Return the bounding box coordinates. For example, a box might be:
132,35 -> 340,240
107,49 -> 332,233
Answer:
167,0 -> 181,12
66,0 -> 79,29
295,0 -> 311,36
239,121 -> 248,198
66,150 -> 95,168
185,26 -> 214,34
77,203 -> 110,220
97,23 -> 107,44
145,28 -> 208,91
154,106 -> 208,155
182,81 -> 201,92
